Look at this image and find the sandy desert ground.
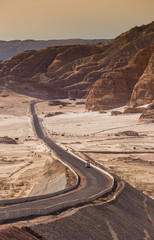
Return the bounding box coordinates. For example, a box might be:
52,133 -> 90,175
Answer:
37,100 -> 154,199
0,89 -> 74,200
0,87 -> 154,200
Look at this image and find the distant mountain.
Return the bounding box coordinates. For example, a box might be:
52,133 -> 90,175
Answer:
0,22 -> 153,110
0,39 -> 110,61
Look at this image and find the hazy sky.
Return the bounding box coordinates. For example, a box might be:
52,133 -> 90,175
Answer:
0,0 -> 153,40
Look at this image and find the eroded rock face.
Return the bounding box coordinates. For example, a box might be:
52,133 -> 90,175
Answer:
0,21 -> 153,108
86,41 -> 154,110
139,101 -> 154,122
130,46 -> 154,107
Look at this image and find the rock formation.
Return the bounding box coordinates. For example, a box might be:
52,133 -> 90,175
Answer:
123,107 -> 145,114
86,35 -> 154,110
0,136 -> 17,144
139,101 -> 154,122
111,111 -> 122,116
44,112 -> 63,118
0,21 -> 153,110
48,100 -> 70,106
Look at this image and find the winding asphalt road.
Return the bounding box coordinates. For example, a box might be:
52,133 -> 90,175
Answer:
0,102 -> 113,223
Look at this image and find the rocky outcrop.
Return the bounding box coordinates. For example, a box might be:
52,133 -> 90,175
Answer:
44,112 -> 63,118
0,136 -> 17,144
111,111 -> 122,116
123,107 -> 145,114
48,100 -> 70,106
139,101 -> 154,122
0,21 -> 153,109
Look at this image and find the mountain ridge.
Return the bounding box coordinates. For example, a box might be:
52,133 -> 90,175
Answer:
0,21 -> 153,109
0,39 -> 110,61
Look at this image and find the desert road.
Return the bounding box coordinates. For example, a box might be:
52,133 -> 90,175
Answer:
0,102 -> 114,223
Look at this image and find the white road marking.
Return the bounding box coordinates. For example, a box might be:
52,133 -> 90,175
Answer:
105,218 -> 119,240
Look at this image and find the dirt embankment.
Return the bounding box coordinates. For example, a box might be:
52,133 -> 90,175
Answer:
28,183 -> 154,240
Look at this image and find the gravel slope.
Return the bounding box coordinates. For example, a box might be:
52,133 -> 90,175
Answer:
29,183 -> 154,240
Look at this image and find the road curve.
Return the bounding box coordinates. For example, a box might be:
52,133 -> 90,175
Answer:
0,102 -> 114,223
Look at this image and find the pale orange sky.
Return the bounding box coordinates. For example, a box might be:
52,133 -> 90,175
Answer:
0,0 -> 153,40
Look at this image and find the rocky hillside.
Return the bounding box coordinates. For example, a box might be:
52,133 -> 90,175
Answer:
0,22 -> 153,110
0,39 -> 109,61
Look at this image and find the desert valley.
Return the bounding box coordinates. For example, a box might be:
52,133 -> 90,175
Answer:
0,21 -> 154,239
0,91 -> 153,201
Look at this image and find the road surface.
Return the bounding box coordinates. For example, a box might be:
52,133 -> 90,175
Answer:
0,102 -> 113,223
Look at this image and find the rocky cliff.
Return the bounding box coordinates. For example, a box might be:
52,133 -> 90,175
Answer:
86,23 -> 154,110
0,22 -> 153,109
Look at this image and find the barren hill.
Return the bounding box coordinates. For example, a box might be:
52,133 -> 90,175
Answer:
0,39 -> 109,61
0,21 -> 153,110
